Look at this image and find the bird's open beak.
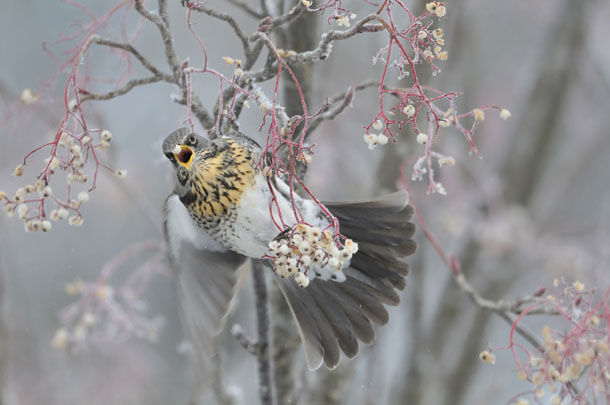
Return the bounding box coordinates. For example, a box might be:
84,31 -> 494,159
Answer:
173,144 -> 194,169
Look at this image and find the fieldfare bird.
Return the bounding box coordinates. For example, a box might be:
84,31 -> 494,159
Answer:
162,127 -> 416,370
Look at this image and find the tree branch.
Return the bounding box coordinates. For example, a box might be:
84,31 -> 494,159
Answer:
252,260 -> 274,405
88,37 -> 173,81
134,0 -> 182,81
79,75 -> 164,102
413,203 -> 558,352
188,4 -> 250,54
305,80 -> 378,137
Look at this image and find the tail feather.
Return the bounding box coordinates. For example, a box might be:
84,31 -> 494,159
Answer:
342,270 -> 400,305
357,239 -> 416,258
327,191 -> 414,229
275,278 -> 334,369
275,190 -> 416,369
335,278 -> 390,324
306,285 -> 359,358
316,281 -> 375,344
351,253 -> 407,290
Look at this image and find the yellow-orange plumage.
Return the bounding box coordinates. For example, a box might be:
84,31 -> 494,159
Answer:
184,139 -> 256,221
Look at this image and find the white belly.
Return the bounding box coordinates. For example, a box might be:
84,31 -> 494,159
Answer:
227,174 -> 326,258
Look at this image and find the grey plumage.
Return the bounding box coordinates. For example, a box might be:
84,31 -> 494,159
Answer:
163,195 -> 248,377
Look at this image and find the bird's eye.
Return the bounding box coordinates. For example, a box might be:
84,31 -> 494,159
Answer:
185,135 -> 197,146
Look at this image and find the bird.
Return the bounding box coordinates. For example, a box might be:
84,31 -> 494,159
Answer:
162,127 -> 416,371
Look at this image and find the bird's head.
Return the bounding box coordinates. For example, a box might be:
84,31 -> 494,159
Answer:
163,128 -> 256,213
162,128 -> 217,185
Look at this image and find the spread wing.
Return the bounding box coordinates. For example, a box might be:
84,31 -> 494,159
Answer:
163,195 -> 248,374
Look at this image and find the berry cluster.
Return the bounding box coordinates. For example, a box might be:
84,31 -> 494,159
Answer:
268,223 -> 358,288
481,279 -> 610,404
1,129 -> 127,231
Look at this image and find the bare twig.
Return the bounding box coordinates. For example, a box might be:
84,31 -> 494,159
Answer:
89,37 -> 173,80
188,4 -> 250,53
452,273 -> 559,316
290,15 -> 385,64
79,76 -> 164,102
305,80 -> 378,137
244,16 -> 384,89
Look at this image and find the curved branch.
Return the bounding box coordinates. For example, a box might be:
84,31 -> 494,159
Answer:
305,80 -> 378,137
188,4 -> 250,52
79,75 -> 164,102
87,36 -> 173,81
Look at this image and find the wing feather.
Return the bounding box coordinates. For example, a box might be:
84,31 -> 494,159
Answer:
163,195 -> 248,377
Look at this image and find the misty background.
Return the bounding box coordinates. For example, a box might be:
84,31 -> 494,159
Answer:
1,0 -> 610,404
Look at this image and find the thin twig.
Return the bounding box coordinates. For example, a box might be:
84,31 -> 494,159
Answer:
306,80 -> 378,137
245,16 -> 384,88
79,76 -> 163,102
453,272 -> 559,316
188,4 -> 250,52
89,37 -> 173,80
411,202 -> 558,362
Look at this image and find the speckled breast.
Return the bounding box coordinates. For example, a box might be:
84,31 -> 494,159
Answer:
181,139 -> 258,250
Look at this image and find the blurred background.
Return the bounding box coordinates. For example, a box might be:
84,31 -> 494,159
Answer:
1,0 -> 610,404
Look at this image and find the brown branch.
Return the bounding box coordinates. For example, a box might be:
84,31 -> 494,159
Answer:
416,207 -> 559,317
412,206 -> 559,376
